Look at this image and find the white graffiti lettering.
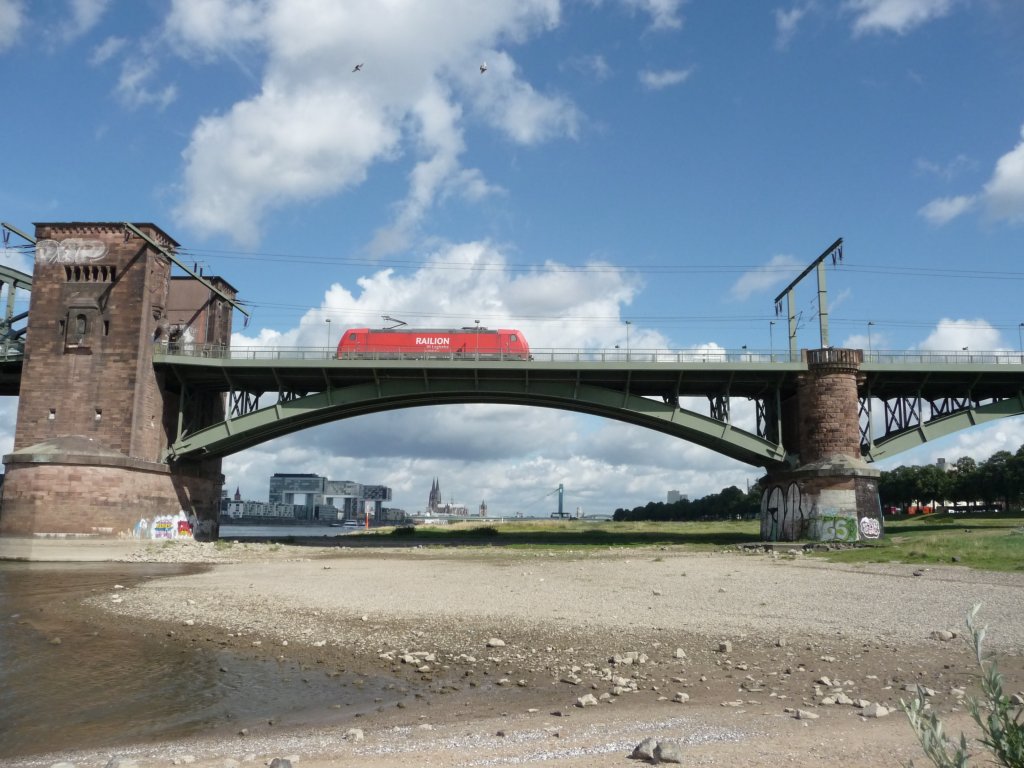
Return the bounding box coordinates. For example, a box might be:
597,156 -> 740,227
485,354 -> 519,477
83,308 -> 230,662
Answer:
859,517 -> 882,539
36,238 -> 107,265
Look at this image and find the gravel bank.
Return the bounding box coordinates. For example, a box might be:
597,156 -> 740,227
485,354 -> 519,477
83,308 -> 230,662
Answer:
8,540 -> 1024,767
104,541 -> 1024,651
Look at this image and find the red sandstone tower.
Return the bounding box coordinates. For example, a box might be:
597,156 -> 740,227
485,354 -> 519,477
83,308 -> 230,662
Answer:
0,222 -> 233,539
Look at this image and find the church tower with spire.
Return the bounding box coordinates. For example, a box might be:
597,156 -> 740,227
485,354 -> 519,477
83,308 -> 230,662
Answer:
426,477 -> 441,515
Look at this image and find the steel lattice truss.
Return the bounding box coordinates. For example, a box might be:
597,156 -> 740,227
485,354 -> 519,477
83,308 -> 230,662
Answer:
860,393 -> 1024,461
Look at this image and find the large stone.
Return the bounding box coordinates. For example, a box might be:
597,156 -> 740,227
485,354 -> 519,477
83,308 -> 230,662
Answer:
630,737 -> 657,761
654,741 -> 683,764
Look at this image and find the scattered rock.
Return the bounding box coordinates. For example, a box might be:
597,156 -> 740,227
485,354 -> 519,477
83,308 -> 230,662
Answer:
576,693 -> 599,708
654,740 -> 683,764
862,703 -> 890,718
631,737 -> 658,761
903,683 -> 936,697
718,641 -> 732,653
671,692 -> 690,703
486,638 -> 506,648
796,709 -> 819,720
343,727 -> 365,743
268,760 -> 292,768
673,647 -> 687,659
930,630 -> 956,641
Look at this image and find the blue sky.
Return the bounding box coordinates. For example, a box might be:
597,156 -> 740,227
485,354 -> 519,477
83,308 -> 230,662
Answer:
2,0 -> 1024,517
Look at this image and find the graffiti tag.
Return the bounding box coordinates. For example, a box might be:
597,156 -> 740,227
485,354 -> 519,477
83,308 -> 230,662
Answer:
36,238 -> 107,264
812,512 -> 858,542
761,481 -> 813,541
859,517 -> 881,539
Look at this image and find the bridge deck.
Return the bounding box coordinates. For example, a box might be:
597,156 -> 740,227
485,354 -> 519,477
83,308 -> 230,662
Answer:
150,347 -> 1024,403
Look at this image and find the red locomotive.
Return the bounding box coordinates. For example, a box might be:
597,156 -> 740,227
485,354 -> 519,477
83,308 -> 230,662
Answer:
337,326 -> 531,360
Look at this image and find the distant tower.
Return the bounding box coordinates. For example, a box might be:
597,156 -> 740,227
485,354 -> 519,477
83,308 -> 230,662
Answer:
234,486 -> 242,501
427,478 -> 441,515
479,499 -> 487,517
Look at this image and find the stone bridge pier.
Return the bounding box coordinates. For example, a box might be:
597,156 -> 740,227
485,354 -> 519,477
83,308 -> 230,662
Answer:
760,348 -> 883,543
0,222 -> 233,541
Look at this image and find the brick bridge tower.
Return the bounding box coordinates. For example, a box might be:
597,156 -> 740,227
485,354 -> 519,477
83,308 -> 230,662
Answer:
760,348 -> 883,543
0,222 -> 233,541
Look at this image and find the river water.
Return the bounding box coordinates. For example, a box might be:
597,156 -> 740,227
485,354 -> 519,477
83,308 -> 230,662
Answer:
0,561 -> 400,760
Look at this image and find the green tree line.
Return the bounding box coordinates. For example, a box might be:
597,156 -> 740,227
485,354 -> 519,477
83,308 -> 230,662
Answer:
878,447 -> 1024,513
612,485 -> 760,522
614,444 -> 1024,522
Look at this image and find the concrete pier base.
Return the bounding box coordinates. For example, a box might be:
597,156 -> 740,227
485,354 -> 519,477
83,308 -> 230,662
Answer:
760,456 -> 882,542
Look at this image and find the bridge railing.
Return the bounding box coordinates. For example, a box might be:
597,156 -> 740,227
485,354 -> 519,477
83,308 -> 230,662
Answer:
153,344 -> 1024,366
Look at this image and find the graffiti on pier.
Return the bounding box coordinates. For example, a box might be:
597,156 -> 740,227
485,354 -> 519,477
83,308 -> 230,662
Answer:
809,511 -> 858,542
760,481 -> 812,541
859,516 -> 882,539
36,238 -> 107,264
761,484 -> 874,543
126,511 -> 194,540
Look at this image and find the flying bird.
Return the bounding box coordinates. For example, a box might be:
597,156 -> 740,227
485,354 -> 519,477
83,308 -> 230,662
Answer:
352,63 -> 363,72
479,62 -> 487,74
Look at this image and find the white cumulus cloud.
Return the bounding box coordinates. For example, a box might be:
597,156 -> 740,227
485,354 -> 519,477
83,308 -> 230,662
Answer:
729,254 -> 801,301
918,194 -> 976,225
61,0 -> 112,41
917,318 -> 1002,353
982,127 -> 1024,224
920,125 -> 1024,226
0,0 -> 25,52
234,239 -> 644,350
639,67 -> 692,90
623,0 -> 686,31
845,0 -> 956,36
775,4 -> 812,50
167,0 -> 579,246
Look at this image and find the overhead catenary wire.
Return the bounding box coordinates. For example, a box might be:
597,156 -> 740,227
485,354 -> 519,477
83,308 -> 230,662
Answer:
173,245 -> 1024,281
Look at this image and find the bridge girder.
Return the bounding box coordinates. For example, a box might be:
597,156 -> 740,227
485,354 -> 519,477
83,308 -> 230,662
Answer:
863,392 -> 1024,461
166,378 -> 791,468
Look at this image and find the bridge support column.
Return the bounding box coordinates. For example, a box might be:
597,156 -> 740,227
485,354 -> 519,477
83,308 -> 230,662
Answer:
0,223 -> 232,544
760,348 -> 883,542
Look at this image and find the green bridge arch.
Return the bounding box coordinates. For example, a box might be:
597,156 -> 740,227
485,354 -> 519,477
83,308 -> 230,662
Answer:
166,375 -> 792,468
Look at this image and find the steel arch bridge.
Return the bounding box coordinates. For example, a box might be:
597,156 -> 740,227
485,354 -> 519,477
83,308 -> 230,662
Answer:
153,346 -> 1024,469
157,351 -> 796,467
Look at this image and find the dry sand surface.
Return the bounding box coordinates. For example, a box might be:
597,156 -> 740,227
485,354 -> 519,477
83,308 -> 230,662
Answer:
6,538 -> 1024,767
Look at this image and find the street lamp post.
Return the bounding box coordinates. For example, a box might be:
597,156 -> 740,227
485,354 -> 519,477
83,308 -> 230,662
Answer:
625,320 -> 631,360
325,318 -> 331,351
769,321 -> 775,361
1018,322 -> 1023,363
867,321 -> 874,357
475,319 -> 480,358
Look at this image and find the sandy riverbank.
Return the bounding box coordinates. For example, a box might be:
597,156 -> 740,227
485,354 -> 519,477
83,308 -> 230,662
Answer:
6,539 -> 1024,767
